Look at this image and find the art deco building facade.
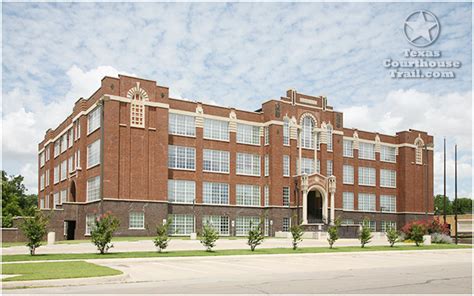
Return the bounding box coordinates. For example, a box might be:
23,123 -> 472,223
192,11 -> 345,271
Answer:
38,75 -> 434,239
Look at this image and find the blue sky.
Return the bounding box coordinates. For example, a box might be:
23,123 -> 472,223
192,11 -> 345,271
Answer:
2,2 -> 472,199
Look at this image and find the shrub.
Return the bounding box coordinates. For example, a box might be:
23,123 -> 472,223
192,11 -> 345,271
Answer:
359,219 -> 373,248
20,211 -> 48,255
401,217 -> 449,241
154,219 -> 171,252
290,222 -> 304,250
431,232 -> 453,244
91,213 -> 120,254
247,221 -> 264,251
411,224 -> 425,246
327,219 -> 340,249
200,222 -> 219,251
386,227 -> 399,247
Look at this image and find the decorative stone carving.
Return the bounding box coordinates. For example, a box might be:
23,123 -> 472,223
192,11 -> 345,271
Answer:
375,134 -> 381,153
327,175 -> 336,193
353,131 -> 359,149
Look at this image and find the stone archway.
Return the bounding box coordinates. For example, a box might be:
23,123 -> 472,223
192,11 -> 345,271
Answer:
307,190 -> 323,223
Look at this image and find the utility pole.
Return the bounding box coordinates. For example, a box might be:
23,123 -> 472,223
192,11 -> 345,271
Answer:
454,144 -> 458,245
443,138 -> 447,224
424,144 -> 429,218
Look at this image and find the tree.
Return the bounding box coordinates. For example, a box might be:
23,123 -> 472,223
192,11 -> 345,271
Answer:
411,224 -> 425,246
359,219 -> 373,248
20,210 -> 48,255
386,227 -> 399,247
290,221 -> 304,250
200,222 -> 219,252
154,219 -> 171,252
327,219 -> 341,249
247,221 -> 264,251
91,213 -> 120,254
434,195 -> 472,215
1,170 -> 37,227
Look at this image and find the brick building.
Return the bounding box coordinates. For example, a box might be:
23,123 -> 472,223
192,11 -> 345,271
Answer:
37,75 -> 434,240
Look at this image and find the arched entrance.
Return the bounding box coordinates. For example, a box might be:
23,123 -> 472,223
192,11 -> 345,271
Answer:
70,181 -> 76,202
307,190 -> 323,223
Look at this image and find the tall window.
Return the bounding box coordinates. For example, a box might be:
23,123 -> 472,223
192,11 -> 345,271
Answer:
87,139 -> 101,168
88,106 -> 101,134
202,215 -> 230,236
168,145 -> 195,170
264,155 -> 269,176
343,140 -> 353,157
236,184 -> 261,206
169,214 -> 194,235
283,155 -> 290,177
264,185 -> 269,206
300,158 -> 314,175
326,124 -> 333,151
60,134 -> 67,153
343,165 -> 354,184
130,93 -> 145,128
40,152 -> 45,167
60,160 -> 67,181
60,190 -> 67,204
237,123 -> 260,145
283,187 -> 290,206
283,217 -> 291,232
283,118 -> 290,146
87,176 -> 100,201
381,145 -> 396,162
235,216 -> 260,236
168,180 -> 195,203
264,126 -> 269,145
129,212 -> 145,229
75,149 -> 81,168
381,195 -> 397,212
85,214 -> 98,235
68,129 -> 73,148
203,118 -> 229,141
359,142 -> 375,160
45,145 -> 50,162
362,220 -> 377,232
343,192 -> 354,210
40,173 -> 45,190
169,113 -> 195,136
358,167 -> 376,186
54,140 -> 60,158
327,160 -> 333,176
203,182 -> 229,204
74,120 -> 81,141
54,165 -> 59,184
380,169 -> 396,188
415,138 -> 424,164
237,153 -> 260,176
203,149 -> 229,173
358,193 -> 376,211
301,116 -> 315,149
45,169 -> 49,187
68,156 -> 74,173
381,221 -> 397,232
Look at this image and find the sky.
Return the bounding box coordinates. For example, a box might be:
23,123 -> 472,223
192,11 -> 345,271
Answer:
2,2 -> 472,199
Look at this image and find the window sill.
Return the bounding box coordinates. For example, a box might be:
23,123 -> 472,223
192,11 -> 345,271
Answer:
168,167 -> 196,172
203,170 -> 230,175
129,227 -> 145,230
87,126 -> 100,136
358,184 -> 376,187
236,141 -> 261,147
236,173 -> 261,177
203,137 -> 230,143
169,133 -> 196,138
380,186 -> 397,189
87,163 -> 100,170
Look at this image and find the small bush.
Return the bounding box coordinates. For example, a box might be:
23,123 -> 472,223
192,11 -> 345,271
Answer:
200,222 -> 219,251
327,219 -> 340,249
154,219 -> 171,252
401,217 -> 449,241
386,228 -> 399,247
20,211 -> 49,255
91,213 -> 120,254
247,221 -> 264,251
359,219 -> 373,248
411,224 -> 425,246
290,223 -> 304,250
431,232 -> 453,244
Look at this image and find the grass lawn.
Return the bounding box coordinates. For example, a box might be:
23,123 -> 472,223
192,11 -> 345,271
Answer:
2,244 -> 470,263
1,261 -> 122,282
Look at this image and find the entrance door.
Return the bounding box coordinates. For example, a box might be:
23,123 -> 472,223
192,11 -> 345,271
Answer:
65,221 -> 76,240
307,190 -> 323,223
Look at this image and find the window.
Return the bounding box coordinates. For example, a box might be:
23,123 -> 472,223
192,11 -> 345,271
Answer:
68,129 -> 73,148
300,158 -> 314,175
264,218 -> 269,236
130,99 -> 145,128
87,176 -> 100,201
235,216 -> 260,236
85,214 -> 97,235
45,169 -> 49,187
341,219 -> 354,225
60,189 -> 67,204
283,187 -> 290,206
53,192 -> 60,209
87,139 -> 101,168
316,132 -> 321,150
236,184 -> 261,206
169,214 -> 194,235
237,123 -> 260,145
60,160 -> 67,181
169,113 -> 195,136
75,150 -> 81,168
381,221 -> 397,232
264,185 -> 269,206
381,195 -> 397,212
202,215 -> 229,236
380,169 -> 396,188
283,217 -> 291,232
283,118 -> 290,146
45,195 -> 50,209
45,145 -> 50,162
343,140 -> 353,157
53,165 -> 59,184
283,155 -> 290,177
362,220 -> 377,232
39,173 -> 44,191
358,167 -> 376,186
343,165 -> 354,184
54,140 -> 60,158
168,145 -> 195,170
203,118 -> 229,141
327,160 -> 333,176
60,134 -> 67,153
326,124 -> 333,151
236,153 -> 260,176
343,192 -> 354,210
68,156 -> 74,173
358,193 -> 376,211
317,159 -> 321,173
203,149 -> 229,173
40,197 -> 45,209
381,145 -> 396,162
264,155 -> 269,177
264,126 -> 269,145
129,212 -> 145,229
74,120 -> 81,141
168,180 -> 195,203
88,106 -> 101,134
359,142 -> 375,160
415,138 -> 424,164
301,116 -> 315,149
203,182 -> 229,204
40,152 -> 45,167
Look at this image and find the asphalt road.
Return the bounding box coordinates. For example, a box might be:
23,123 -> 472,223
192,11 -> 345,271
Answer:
4,249 -> 472,294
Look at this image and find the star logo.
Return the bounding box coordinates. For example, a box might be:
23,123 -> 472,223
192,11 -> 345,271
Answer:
404,10 -> 440,47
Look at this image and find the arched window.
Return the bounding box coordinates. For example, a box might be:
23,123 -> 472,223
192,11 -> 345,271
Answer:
415,138 -> 424,165
127,83 -> 149,128
326,124 -> 333,151
283,117 -> 290,146
301,116 -> 315,149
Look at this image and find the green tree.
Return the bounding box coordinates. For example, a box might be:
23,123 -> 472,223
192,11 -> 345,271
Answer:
434,195 -> 472,215
91,213 -> 120,254
247,221 -> 264,251
1,171 -> 37,227
20,210 -> 49,255
200,222 -> 219,252
386,227 -> 399,247
327,219 -> 341,249
359,219 -> 373,248
154,219 -> 171,252
290,220 -> 304,250
411,224 -> 425,246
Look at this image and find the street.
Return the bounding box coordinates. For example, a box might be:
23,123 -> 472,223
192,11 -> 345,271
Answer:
4,249 -> 472,294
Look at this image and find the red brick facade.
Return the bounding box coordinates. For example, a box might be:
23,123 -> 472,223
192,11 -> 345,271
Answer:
38,75 -> 434,240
